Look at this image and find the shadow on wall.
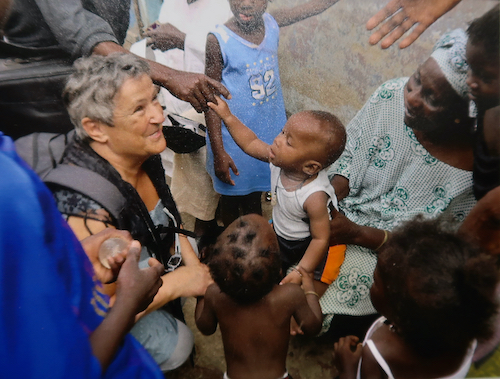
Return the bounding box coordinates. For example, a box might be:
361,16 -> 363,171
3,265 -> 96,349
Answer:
269,0 -> 497,126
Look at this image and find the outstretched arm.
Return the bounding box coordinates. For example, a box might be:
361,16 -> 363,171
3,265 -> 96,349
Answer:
208,96 -> 271,162
271,0 -> 340,27
366,0 -> 462,49
92,41 -> 230,113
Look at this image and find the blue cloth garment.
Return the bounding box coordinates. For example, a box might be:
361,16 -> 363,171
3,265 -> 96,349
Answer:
0,132 -> 163,378
207,13 -> 287,195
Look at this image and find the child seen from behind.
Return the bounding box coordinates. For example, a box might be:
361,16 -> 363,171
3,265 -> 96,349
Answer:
204,0 -> 340,227
195,214 -> 322,379
334,216 -> 499,379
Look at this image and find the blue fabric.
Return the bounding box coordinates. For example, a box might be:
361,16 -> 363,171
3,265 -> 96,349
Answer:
0,133 -> 163,378
207,13 -> 287,195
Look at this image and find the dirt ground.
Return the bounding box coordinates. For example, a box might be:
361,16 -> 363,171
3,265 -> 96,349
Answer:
167,297 -> 339,379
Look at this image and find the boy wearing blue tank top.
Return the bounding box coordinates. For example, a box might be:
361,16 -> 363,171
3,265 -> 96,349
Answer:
204,0 -> 340,227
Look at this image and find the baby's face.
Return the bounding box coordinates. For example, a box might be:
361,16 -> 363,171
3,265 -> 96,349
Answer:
269,113 -> 322,171
466,41 -> 500,110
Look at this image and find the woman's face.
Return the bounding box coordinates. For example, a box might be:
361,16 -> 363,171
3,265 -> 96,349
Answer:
105,74 -> 166,160
404,58 -> 466,134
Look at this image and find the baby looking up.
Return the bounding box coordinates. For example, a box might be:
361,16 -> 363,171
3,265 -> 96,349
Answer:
208,96 -> 346,304
334,215 -> 499,379
195,214 -> 322,379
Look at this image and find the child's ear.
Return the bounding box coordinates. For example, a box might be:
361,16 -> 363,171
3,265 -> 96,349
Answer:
302,160 -> 322,176
81,117 -> 109,143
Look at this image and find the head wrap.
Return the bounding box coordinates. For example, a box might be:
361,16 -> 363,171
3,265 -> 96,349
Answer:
430,29 -> 469,99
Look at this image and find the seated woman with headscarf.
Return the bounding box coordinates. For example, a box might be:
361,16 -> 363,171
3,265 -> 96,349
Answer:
50,53 -> 212,372
322,29 -> 477,339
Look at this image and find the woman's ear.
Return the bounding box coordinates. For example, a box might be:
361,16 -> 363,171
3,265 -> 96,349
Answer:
81,117 -> 108,143
302,160 -> 322,177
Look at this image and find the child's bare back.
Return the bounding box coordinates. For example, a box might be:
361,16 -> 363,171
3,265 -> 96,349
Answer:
196,214 -> 322,379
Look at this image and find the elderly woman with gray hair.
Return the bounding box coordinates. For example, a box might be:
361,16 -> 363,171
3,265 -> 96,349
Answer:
51,53 -> 212,372
321,29 -> 478,341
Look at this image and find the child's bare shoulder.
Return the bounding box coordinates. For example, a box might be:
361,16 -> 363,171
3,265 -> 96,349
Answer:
268,283 -> 307,306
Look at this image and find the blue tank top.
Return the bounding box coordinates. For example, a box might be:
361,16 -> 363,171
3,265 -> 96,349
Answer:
207,13 -> 287,195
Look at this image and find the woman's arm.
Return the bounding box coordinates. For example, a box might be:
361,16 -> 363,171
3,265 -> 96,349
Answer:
271,0 -> 340,27
135,234 -> 213,319
204,34 -> 238,185
329,211 -> 389,251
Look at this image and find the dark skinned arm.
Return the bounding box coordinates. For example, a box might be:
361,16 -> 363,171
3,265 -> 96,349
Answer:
195,284 -> 219,336
271,0 -> 340,27
92,41 -> 230,113
88,241 -> 164,371
329,175 -> 389,249
204,34 -> 238,185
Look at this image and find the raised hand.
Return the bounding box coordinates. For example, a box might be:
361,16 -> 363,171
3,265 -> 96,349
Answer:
366,0 -> 462,49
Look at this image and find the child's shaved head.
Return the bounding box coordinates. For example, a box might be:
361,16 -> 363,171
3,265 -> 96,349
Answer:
207,214 -> 282,304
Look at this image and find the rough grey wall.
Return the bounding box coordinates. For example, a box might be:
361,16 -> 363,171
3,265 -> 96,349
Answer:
269,0 -> 497,125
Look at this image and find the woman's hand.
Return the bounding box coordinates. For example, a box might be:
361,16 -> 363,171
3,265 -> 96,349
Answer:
334,336 -> 363,379
366,0 -> 462,49
145,23 -> 186,51
329,211 -> 361,246
280,268 -> 304,286
81,229 -> 134,284
330,211 -> 389,251
136,262 -> 213,320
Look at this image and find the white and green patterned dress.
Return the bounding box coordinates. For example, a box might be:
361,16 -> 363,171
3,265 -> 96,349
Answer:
322,78 -> 476,328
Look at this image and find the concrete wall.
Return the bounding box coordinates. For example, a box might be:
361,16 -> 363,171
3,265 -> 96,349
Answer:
268,0 -> 497,125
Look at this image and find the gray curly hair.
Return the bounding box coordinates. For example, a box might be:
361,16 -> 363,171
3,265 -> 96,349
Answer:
63,53 -> 150,140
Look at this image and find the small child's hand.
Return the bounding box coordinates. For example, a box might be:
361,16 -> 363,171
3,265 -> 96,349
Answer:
207,95 -> 232,120
297,266 -> 316,292
279,268 -> 303,286
334,336 -> 363,376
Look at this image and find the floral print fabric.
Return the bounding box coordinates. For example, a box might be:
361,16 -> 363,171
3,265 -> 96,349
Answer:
322,78 -> 476,328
